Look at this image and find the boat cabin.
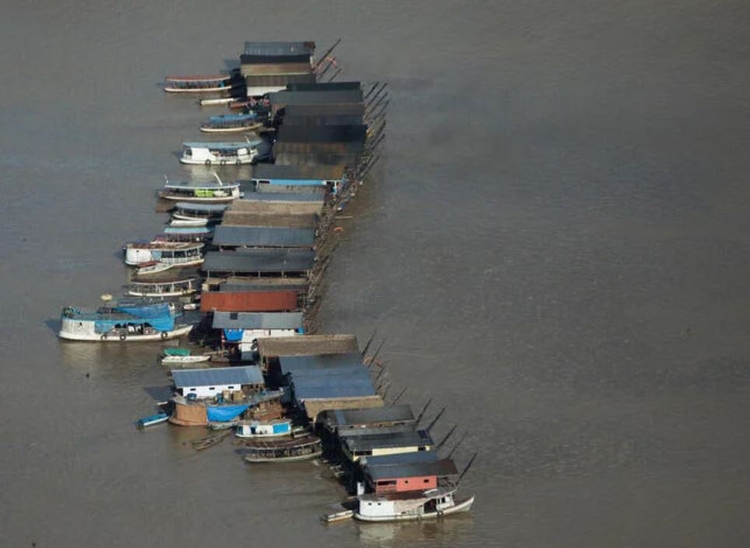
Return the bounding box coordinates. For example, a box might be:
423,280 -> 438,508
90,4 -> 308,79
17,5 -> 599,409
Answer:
172,201 -> 228,222
127,277 -> 199,298
181,141 -> 261,166
159,179 -> 241,203
340,428 -> 434,462
123,241 -> 204,266
251,164 -> 347,195
164,75 -> 231,93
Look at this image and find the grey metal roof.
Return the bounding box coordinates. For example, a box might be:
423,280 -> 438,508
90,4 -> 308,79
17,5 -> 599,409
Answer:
172,365 -> 263,388
212,311 -> 303,330
283,103 -> 365,118
277,125 -> 368,143
343,430 -> 434,453
245,74 -> 316,86
279,352 -> 365,373
213,225 -> 315,247
364,459 -> 460,481
202,249 -> 315,274
294,379 -> 376,400
257,334 -> 359,357
286,82 -> 361,91
241,54 -> 311,64
282,115 -> 364,127
269,90 -> 364,106
251,163 -> 346,181
243,41 -> 315,56
337,425 -> 418,438
238,190 -> 325,203
321,404 -> 415,428
221,281 -> 308,293
273,152 -> 361,167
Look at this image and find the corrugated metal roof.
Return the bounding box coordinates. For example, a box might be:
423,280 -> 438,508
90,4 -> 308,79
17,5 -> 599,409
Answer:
238,190 -> 326,203
294,379 -> 376,400
364,459 -> 460,481
217,277 -> 309,292
277,125 -> 368,143
241,54 -> 312,64
257,334 -> 359,357
172,366 -> 263,388
337,425 -> 417,439
230,199 -> 323,215
251,164 -> 347,181
243,41 -> 315,56
269,90 -> 364,106
202,249 -> 315,274
273,152 -> 361,167
212,311 -> 303,329
283,103 -> 365,118
279,352 -> 364,373
322,405 -> 415,428
343,430 -> 434,452
273,142 -> 363,154
286,82 -> 361,91
222,211 -> 319,228
245,74 -> 316,86
281,115 -> 364,127
213,225 -> 315,247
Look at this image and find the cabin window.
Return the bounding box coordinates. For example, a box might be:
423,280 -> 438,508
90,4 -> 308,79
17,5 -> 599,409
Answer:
230,312 -> 238,320
209,387 -> 215,391
404,480 -> 409,484
228,386 -> 235,389
423,479 -> 430,483
190,388 -> 196,392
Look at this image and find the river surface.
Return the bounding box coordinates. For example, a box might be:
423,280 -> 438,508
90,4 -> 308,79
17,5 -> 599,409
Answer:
1,1 -> 749,546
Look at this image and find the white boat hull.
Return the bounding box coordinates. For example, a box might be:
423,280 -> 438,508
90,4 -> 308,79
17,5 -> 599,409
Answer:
165,86 -> 229,94
59,324 -> 194,342
161,355 -> 211,365
159,194 -> 237,203
354,495 -> 475,523
199,124 -> 263,134
180,157 -> 254,166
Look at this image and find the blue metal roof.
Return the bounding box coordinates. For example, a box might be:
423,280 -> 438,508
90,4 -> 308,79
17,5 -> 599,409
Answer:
163,226 -> 212,235
212,311 -> 303,330
280,353 -> 376,400
172,366 -> 263,388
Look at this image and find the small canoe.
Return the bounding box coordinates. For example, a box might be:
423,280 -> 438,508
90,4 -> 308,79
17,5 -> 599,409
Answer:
137,412 -> 169,428
135,261 -> 174,277
169,218 -> 208,228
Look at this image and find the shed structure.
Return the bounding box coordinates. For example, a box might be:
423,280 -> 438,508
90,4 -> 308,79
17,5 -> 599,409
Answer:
172,366 -> 264,399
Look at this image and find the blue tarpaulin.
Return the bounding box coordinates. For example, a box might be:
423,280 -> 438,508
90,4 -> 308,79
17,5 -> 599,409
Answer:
207,404 -> 250,422
223,328 -> 243,342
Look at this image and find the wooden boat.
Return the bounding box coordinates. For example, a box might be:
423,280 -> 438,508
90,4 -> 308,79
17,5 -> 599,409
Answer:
235,418 -> 293,439
164,75 -> 231,94
160,347 -> 212,365
171,201 -> 228,222
59,301 -> 194,342
134,261 -> 174,277
168,217 -> 208,228
191,429 -> 232,451
240,435 -> 322,463
353,487 -> 475,523
158,176 -> 241,203
200,113 -> 264,134
180,140 -> 261,166
199,97 -> 236,106
322,503 -> 356,524
127,277 -> 199,298
123,241 -> 204,267
136,412 -> 169,428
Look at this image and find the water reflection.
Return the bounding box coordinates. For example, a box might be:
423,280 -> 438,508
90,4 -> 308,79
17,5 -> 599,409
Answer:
356,514 -> 475,547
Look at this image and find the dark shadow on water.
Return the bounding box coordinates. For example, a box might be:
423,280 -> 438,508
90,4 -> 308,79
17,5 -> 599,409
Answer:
44,317 -> 61,336
144,385 -> 173,403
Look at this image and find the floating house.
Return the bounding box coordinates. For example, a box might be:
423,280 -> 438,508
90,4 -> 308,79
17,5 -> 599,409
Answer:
240,41 -> 316,96
212,311 -> 304,356
360,457 -> 459,495
256,334 -> 360,371
172,365 -> 264,399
